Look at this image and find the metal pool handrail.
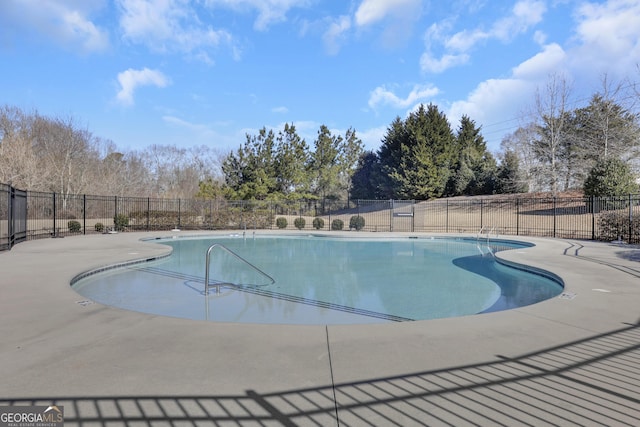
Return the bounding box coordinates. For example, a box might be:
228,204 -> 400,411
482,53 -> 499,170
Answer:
477,225 -> 498,243
476,226 -> 498,257
204,243 -> 275,295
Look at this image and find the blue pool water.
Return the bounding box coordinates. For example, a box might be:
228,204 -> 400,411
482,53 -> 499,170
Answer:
72,235 -> 563,324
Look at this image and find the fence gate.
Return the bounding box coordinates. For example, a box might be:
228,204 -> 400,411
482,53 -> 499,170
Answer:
8,186 -> 27,249
391,200 -> 415,232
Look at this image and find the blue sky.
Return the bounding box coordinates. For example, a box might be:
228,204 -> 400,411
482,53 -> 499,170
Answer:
1,0 -> 639,155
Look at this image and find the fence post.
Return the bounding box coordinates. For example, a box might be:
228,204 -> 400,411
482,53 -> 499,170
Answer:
516,198 -> 520,236
8,186 -> 14,248
411,200 -> 415,233
629,194 -> 633,243
52,192 -> 57,237
83,194 -> 86,235
446,199 -> 449,233
591,195 -> 595,240
480,199 -> 483,230
553,197 -> 557,238
390,199 -> 393,232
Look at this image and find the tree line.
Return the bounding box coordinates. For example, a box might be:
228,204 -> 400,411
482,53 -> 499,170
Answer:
501,74 -> 640,197
212,75 -> 640,203
197,123 -> 364,202
202,105 -> 521,203
2,73 -> 639,203
352,75 -> 640,200
0,105 -> 224,203
350,104 -> 513,200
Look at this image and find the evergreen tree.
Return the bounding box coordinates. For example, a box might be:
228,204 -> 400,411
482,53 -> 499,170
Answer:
447,115 -> 496,195
379,104 -> 455,199
350,151 -> 381,200
195,178 -> 229,200
377,117 -> 406,198
583,157 -> 637,197
338,127 -> 364,200
221,127 -> 277,199
309,125 -> 342,200
495,150 -> 528,194
274,123 -> 310,198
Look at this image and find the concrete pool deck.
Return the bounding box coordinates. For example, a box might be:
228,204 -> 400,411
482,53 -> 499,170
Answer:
0,231 -> 638,426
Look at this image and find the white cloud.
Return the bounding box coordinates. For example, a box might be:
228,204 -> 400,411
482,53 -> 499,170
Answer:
357,125 -> 387,151
63,9 -> 109,51
444,39 -> 569,151
421,21 -> 470,73
354,0 -> 422,48
368,84 -> 440,109
116,68 -> 170,106
533,30 -> 547,45
205,0 -> 311,31
441,0 -> 546,53
511,43 -> 566,79
163,115 -> 217,137
570,0 -> 640,76
322,15 -> 351,55
443,0 -> 640,153
447,77 -> 535,151
117,0 -> 234,58
444,29 -> 488,52
272,106 -> 289,114
354,0 -> 421,27
421,0 -> 546,74
0,0 -> 109,52
420,52 -> 470,74
491,0 -> 546,42
302,0 -> 422,53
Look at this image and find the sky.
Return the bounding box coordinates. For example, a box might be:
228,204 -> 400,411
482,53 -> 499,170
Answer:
1,0 -> 639,156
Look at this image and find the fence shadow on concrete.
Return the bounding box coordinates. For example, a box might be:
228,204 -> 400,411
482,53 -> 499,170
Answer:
3,322 -> 639,426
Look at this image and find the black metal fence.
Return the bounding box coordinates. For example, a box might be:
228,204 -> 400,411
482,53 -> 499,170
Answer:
1,183 -> 27,250
2,182 -> 640,250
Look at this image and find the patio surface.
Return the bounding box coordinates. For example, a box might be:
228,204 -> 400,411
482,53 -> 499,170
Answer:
0,231 -> 638,426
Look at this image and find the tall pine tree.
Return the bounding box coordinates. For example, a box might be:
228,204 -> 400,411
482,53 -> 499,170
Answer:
448,115 -> 496,195
377,104 -> 455,199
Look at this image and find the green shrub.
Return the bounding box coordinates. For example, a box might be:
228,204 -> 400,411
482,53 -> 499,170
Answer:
276,217 -> 287,229
294,217 -> 305,230
584,158 -> 637,197
95,222 -> 104,233
312,217 -> 325,230
584,158 -> 638,213
114,214 -> 129,232
349,215 -> 365,231
597,210 -> 640,243
331,219 -> 344,231
68,220 -> 81,233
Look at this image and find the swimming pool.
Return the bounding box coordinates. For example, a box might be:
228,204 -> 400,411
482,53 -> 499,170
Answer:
72,235 -> 563,324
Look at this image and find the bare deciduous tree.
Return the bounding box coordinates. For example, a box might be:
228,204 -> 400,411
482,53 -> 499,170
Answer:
500,123 -> 545,192
531,73 -> 573,195
140,144 -> 224,199
1,105 -> 226,199
0,106 -> 44,190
